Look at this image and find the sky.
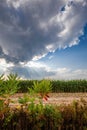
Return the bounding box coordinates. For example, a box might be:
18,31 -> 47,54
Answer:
0,0 -> 87,80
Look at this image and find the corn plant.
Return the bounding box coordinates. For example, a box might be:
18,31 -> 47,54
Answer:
3,73 -> 20,96
0,73 -> 20,108
0,74 -> 5,95
29,80 -> 52,101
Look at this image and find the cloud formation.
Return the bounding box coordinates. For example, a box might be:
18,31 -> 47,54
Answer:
0,0 -> 87,64
48,68 -> 87,80
1,60 -> 87,80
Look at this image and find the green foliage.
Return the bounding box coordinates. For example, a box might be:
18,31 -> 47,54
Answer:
51,80 -> 87,93
3,73 -> 20,95
18,80 -> 34,93
18,94 -> 30,107
0,100 -> 87,130
0,74 -> 4,85
0,99 -> 4,111
0,74 -> 5,95
10,78 -> 87,93
29,80 -> 52,99
1,73 -> 87,93
0,74 -> 87,130
43,105 -> 62,128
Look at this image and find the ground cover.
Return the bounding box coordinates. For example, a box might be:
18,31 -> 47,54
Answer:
4,92 -> 87,108
0,74 -> 87,129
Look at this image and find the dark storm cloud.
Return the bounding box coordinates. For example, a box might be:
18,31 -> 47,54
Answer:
0,0 -> 87,64
0,46 -> 3,55
0,0 -> 68,63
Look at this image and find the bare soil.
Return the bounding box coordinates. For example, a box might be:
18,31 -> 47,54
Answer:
48,93 -> 87,105
8,93 -> 87,107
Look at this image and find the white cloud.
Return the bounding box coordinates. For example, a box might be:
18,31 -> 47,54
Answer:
0,58 -> 87,80
20,62 -> 87,80
7,0 -> 26,9
48,68 -> 87,80
25,61 -> 47,69
0,0 -> 87,79
56,0 -> 87,48
0,0 -> 87,63
32,54 -> 47,61
0,58 -> 14,74
0,58 -> 14,68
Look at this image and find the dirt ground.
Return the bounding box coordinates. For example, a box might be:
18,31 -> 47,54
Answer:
9,93 -> 87,107
48,93 -> 87,105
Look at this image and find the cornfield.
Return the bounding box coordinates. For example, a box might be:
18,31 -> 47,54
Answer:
0,74 -> 87,130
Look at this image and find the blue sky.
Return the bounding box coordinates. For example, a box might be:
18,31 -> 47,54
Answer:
41,24 -> 87,69
0,0 -> 87,80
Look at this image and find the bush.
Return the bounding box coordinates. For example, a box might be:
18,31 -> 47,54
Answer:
0,99 -> 87,130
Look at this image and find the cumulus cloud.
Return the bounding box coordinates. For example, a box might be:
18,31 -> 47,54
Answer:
1,60 -> 87,80
0,0 -> 87,64
0,58 -> 14,75
52,69 -> 87,80
5,61 -> 55,79
0,0 -> 87,79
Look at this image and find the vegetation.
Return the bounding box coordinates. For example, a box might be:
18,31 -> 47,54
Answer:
18,79 -> 87,93
51,80 -> 87,92
28,80 -> 52,100
0,99 -> 87,130
0,74 -> 87,93
0,74 -> 87,129
0,73 -> 20,96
